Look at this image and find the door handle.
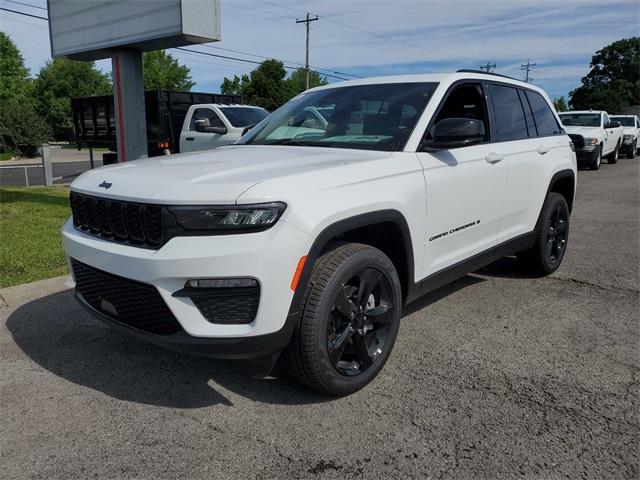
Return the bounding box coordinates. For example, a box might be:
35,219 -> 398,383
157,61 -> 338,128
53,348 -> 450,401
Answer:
485,152 -> 504,163
537,145 -> 550,155
185,137 -> 194,141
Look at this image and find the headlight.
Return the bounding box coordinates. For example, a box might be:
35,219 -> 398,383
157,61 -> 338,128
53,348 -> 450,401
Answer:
169,202 -> 286,233
582,137 -> 599,145
623,134 -> 633,140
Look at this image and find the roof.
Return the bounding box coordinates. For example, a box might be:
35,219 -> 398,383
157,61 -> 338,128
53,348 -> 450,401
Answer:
560,110 -> 605,114
308,71 -> 548,96
194,104 -> 266,109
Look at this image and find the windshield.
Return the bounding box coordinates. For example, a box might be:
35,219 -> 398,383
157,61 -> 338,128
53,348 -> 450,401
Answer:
559,113 -> 601,127
239,82 -> 438,151
611,116 -> 634,126
219,107 -> 269,127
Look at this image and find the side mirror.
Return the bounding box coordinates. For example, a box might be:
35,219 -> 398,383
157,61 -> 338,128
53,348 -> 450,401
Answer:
195,118 -> 227,134
204,126 -> 228,135
430,118 -> 485,149
604,121 -> 620,129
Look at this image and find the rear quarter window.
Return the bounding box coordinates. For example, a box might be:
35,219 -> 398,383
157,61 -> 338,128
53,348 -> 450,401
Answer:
526,91 -> 562,136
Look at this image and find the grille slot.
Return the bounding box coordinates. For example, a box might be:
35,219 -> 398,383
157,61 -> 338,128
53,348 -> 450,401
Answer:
71,259 -> 182,336
70,192 -> 164,248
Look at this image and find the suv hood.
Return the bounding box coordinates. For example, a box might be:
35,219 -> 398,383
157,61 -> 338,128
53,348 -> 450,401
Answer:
562,126 -> 602,137
622,127 -> 636,135
71,145 -> 392,204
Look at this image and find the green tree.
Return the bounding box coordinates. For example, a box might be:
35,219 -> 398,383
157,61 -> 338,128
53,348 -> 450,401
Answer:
239,59 -> 290,111
0,32 -> 32,104
220,62 -> 329,110
285,68 -> 328,96
553,96 -> 568,112
0,33 -> 50,156
570,37 -> 640,113
142,50 -> 195,91
220,74 -> 246,96
0,101 -> 52,157
34,58 -> 111,141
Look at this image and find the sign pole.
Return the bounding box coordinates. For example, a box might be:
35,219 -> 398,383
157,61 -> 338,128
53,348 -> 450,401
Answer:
111,48 -> 148,162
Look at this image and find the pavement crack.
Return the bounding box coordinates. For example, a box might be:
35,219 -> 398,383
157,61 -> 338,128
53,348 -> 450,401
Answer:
551,275 -> 639,294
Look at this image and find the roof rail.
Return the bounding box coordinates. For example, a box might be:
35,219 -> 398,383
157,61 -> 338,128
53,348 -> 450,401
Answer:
456,69 -> 518,81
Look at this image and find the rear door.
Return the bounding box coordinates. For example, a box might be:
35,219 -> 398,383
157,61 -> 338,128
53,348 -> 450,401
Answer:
179,107 -> 228,153
495,86 -> 566,239
416,82 -> 508,276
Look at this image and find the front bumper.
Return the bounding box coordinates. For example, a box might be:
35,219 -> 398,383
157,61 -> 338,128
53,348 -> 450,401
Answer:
620,138 -> 636,154
575,146 -> 599,167
62,217 -> 310,359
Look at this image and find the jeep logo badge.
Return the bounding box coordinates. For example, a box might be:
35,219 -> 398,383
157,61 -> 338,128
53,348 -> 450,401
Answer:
98,181 -> 112,189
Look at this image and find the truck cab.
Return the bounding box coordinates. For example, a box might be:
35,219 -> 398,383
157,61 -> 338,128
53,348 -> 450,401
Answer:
179,104 -> 269,153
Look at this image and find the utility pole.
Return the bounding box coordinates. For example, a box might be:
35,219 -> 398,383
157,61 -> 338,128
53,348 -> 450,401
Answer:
521,58 -> 536,83
479,62 -> 496,73
296,12 -> 319,90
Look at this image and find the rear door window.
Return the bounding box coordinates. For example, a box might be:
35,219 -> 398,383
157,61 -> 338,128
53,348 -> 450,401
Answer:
487,84 -> 528,142
525,91 -> 562,136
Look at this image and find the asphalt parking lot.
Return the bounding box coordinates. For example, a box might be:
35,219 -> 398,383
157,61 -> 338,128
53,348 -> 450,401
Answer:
1,158 -> 638,479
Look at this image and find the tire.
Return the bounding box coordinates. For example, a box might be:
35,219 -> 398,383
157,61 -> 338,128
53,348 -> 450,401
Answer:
284,243 -> 402,396
628,141 -> 637,159
590,146 -> 601,170
518,193 -> 570,276
607,142 -> 619,164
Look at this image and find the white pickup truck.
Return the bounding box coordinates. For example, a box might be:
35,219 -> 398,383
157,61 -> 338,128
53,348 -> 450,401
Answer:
610,115 -> 640,158
558,110 -> 624,169
179,104 -> 269,153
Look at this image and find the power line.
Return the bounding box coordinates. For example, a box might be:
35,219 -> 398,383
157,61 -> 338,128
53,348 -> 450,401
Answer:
201,44 -> 361,78
0,6 -> 47,19
4,0 -> 47,10
175,47 -> 349,81
296,13 -> 319,90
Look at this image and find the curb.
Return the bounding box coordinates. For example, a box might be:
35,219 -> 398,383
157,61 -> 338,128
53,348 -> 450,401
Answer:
0,275 -> 74,309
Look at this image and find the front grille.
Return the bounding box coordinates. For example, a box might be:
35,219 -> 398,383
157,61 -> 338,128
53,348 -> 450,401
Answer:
71,259 -> 182,336
190,286 -> 260,324
69,192 -> 164,248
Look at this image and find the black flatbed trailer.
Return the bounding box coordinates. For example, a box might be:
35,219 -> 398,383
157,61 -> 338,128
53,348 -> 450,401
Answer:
71,90 -> 241,158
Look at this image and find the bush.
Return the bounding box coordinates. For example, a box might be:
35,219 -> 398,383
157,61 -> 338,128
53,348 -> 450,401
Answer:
0,100 -> 51,157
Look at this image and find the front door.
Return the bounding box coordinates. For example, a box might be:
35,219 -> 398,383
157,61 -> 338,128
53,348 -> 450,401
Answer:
416,82 -> 507,277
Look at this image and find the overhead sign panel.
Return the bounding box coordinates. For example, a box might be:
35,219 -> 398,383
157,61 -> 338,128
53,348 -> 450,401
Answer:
48,0 -> 220,60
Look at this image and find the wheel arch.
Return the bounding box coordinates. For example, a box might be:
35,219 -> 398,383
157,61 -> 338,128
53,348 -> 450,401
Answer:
546,169 -> 576,213
288,210 -> 415,318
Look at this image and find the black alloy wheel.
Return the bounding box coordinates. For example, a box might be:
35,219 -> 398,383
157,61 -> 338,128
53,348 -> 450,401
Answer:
544,203 -> 568,269
517,192 -> 570,276
327,268 -> 394,376
284,243 -> 402,396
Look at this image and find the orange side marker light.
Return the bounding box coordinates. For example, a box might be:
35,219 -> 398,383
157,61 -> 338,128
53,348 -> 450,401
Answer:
291,255 -> 307,291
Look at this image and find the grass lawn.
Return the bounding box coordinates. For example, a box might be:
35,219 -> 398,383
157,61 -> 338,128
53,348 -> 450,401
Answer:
0,153 -> 13,161
0,186 -> 70,288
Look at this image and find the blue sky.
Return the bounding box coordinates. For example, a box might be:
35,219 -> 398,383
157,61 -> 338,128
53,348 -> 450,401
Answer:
1,0 -> 639,100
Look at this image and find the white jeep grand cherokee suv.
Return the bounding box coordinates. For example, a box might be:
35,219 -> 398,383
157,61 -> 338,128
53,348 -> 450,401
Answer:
63,71 -> 576,396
